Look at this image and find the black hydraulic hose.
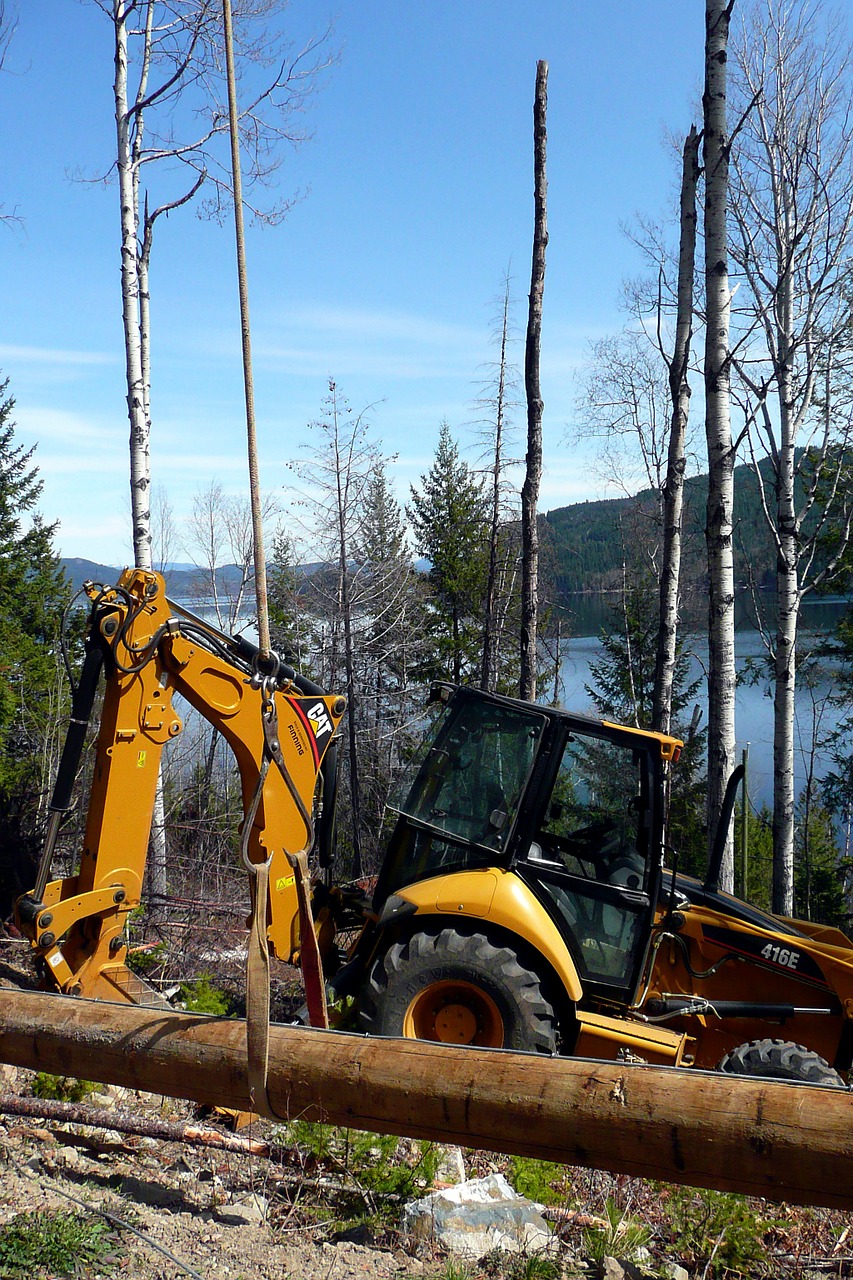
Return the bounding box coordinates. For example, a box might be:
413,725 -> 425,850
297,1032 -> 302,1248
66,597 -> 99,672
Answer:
48,639 -> 105,815
317,740 -> 339,871
644,996 -> 836,1020
27,637 -> 105,908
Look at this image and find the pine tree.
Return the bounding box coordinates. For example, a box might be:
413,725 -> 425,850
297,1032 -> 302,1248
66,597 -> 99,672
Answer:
0,377 -> 71,908
408,424 -> 489,684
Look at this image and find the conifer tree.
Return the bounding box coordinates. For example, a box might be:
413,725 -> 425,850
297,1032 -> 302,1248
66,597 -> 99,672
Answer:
0,377 -> 71,907
408,424 -> 488,685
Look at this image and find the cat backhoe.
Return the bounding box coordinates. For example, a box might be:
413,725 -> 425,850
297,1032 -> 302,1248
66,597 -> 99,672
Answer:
14,568 -> 853,1086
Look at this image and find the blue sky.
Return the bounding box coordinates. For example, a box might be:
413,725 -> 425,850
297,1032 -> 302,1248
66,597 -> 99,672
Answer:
0,1 -> 704,565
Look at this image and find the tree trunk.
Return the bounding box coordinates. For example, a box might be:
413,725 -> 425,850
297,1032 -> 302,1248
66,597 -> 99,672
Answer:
113,1 -> 151,570
773,357 -> 798,913
480,279 -> 511,694
520,60 -> 548,703
2,988 -> 853,1211
114,3 -> 167,905
703,1 -> 737,889
653,125 -> 699,736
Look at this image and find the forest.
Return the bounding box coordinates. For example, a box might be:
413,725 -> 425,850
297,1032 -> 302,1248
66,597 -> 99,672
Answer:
2,0 -> 853,969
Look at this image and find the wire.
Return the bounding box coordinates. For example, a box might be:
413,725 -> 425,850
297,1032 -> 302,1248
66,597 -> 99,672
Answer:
34,1178 -> 206,1280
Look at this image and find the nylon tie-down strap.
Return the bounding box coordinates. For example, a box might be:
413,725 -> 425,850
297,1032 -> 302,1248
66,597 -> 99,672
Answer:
243,678 -> 329,1121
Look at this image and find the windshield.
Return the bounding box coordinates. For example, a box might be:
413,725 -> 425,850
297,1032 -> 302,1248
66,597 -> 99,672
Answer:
389,695 -> 546,853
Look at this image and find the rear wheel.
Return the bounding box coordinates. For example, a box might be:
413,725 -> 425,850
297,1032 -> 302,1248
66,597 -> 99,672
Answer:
358,926 -> 557,1053
718,1038 -> 845,1087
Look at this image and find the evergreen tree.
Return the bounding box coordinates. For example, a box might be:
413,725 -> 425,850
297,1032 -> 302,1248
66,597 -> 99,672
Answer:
794,792 -> 850,928
353,464 -> 425,868
585,562 -> 706,875
408,423 -> 489,684
267,527 -> 308,669
0,377 -> 71,908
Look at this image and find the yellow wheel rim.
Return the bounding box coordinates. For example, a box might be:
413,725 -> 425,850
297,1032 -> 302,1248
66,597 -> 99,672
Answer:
402,980 -> 505,1047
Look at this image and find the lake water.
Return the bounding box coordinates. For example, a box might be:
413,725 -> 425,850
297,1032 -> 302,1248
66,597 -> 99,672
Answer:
558,597 -> 851,810
177,592 -> 851,810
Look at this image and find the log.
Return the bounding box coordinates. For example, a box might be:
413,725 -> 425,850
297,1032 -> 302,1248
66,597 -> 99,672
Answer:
0,988 -> 850,1209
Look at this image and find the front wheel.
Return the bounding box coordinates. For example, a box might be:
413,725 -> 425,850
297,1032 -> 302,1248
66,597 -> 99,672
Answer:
717,1038 -> 845,1087
357,926 -> 557,1053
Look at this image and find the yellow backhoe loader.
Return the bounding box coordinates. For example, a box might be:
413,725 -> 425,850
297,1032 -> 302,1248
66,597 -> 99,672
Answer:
14,568 -> 853,1087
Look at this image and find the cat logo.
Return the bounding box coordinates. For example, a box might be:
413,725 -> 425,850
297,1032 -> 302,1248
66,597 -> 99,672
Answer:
306,701 -> 334,746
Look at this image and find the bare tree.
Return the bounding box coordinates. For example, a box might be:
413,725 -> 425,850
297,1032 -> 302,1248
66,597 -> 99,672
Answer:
149,482 -> 178,574
728,0 -> 853,913
288,380 -> 381,879
471,272 -> 522,693
653,125 -> 701,737
575,328 -> 672,509
186,479 -> 279,633
520,59 -> 548,703
0,2 -> 12,67
0,1 -> 21,230
97,0 -> 332,568
703,0 -> 738,889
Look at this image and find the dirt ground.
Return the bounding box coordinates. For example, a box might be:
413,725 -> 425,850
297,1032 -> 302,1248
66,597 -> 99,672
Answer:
0,1067 -> 447,1280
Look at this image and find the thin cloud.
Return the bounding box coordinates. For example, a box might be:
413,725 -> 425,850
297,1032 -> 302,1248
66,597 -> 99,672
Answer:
0,344 -> 116,367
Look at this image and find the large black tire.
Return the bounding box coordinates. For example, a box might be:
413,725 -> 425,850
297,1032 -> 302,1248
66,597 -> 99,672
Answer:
718,1038 -> 845,1087
358,926 -> 557,1054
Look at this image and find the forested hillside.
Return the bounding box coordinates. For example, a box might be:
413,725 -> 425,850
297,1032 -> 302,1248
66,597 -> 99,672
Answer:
545,454 -> 814,597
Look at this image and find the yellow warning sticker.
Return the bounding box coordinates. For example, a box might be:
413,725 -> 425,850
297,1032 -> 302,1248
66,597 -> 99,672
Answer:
275,875 -> 296,892
137,750 -> 147,768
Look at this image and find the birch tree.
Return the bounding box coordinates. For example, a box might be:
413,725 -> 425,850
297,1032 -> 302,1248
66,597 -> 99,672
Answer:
728,0 -> 853,913
703,0 -> 738,889
100,0 -> 329,904
100,0 -> 331,567
520,59 -> 548,702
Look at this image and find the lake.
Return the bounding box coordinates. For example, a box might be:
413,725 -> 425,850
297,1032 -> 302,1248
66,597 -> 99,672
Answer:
558,596 -> 851,811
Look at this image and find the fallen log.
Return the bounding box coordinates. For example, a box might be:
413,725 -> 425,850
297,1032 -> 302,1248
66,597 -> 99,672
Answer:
0,1094 -> 275,1160
0,988 -> 850,1210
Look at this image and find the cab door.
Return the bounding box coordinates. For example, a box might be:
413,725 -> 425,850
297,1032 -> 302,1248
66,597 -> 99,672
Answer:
516,730 -> 659,1004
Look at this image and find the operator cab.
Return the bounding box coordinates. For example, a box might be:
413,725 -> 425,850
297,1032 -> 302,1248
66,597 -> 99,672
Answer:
376,685 -> 676,1006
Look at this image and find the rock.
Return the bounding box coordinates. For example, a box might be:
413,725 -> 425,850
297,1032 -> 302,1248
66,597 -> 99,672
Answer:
660,1263 -> 690,1280
433,1145 -> 466,1187
217,1192 -> 269,1226
599,1259 -> 644,1280
402,1172 -> 554,1258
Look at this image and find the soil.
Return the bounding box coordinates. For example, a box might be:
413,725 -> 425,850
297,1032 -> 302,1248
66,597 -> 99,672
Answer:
0,1066 -> 445,1280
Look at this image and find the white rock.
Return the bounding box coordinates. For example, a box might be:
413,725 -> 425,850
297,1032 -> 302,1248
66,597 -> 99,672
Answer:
402,1172 -> 554,1258
217,1192 -> 269,1226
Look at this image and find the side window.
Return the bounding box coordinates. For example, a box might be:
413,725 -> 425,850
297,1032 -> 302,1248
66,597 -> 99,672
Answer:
534,737 -> 646,889
525,734 -> 654,993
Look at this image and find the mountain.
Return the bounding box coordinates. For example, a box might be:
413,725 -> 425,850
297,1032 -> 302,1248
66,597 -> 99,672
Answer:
59,559 -> 327,597
544,455 -> 814,599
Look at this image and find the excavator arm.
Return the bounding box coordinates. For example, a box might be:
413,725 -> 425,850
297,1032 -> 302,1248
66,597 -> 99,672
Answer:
15,568 -> 345,1003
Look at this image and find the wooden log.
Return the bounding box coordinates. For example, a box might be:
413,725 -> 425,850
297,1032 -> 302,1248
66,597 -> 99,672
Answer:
0,988 -> 850,1209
